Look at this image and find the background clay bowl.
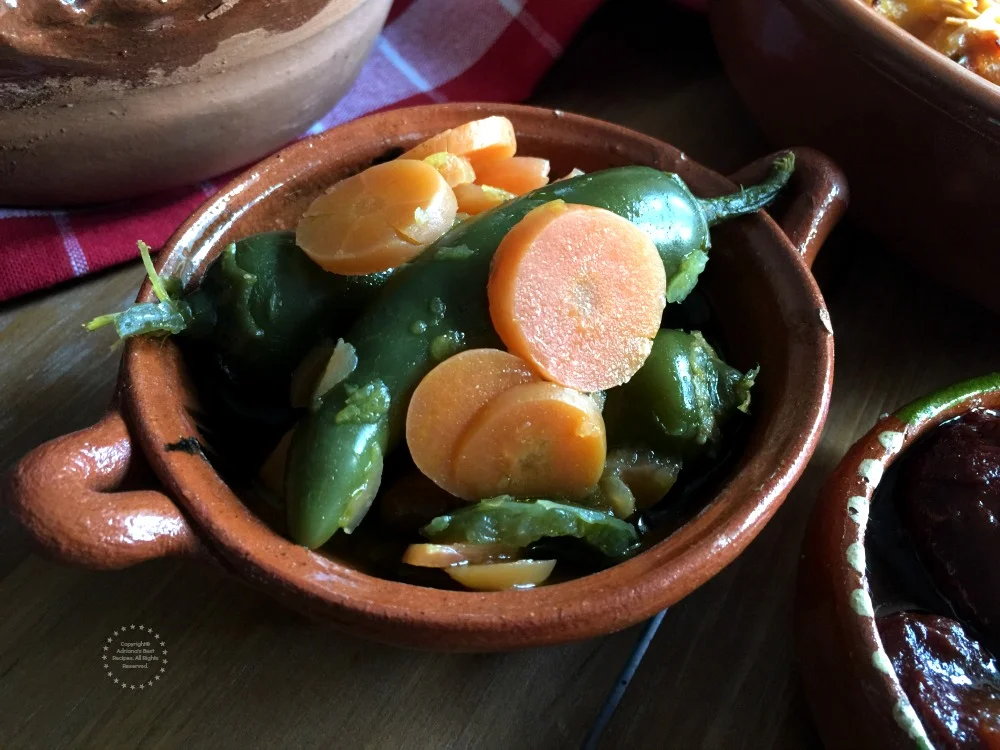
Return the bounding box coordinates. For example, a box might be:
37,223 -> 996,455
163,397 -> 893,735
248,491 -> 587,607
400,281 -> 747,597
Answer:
0,0 -> 390,206
7,103 -> 842,651
709,0 -> 1000,315
797,373 -> 1000,748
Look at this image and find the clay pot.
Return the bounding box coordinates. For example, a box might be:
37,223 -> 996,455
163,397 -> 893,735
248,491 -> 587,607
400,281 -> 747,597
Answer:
0,0 -> 390,206
5,103 -> 843,651
710,0 -> 1000,314
797,373 -> 1000,747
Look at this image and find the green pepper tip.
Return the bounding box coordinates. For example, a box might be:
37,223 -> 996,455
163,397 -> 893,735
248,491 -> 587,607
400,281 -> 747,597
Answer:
699,152 -> 796,227
775,151 -> 795,173
84,313 -> 117,331
136,239 -> 172,304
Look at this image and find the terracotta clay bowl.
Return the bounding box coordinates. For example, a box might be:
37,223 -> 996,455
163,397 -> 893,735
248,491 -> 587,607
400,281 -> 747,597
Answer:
797,373 -> 1000,748
0,0 -> 390,206
709,0 -> 1000,315
6,103 -> 844,651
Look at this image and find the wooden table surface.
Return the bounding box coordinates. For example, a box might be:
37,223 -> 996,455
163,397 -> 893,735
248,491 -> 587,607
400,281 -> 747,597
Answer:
2,1 -> 998,748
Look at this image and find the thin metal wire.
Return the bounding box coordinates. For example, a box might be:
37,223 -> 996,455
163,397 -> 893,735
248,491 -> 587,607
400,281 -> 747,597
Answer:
579,608 -> 669,750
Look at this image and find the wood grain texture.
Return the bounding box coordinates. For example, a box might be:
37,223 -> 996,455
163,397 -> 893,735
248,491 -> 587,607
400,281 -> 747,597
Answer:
2,0 -> 998,747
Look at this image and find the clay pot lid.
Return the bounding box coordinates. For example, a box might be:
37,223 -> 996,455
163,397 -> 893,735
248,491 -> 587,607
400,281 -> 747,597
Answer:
796,373 -> 1000,748
0,0 -> 345,82
9,103 -> 844,650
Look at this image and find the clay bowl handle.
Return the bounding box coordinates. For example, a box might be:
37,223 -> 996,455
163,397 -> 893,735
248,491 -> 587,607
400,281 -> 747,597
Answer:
728,147 -> 849,268
5,407 -> 204,569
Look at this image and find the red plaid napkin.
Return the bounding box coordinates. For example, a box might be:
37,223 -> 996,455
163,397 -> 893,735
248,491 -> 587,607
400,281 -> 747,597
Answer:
0,0 -> 602,303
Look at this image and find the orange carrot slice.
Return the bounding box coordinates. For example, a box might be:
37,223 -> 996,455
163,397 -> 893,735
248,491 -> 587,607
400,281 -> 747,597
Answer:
488,200 -> 666,391
402,543 -> 518,568
453,182 -> 515,215
296,159 -> 457,275
400,116 -> 517,170
451,381 -> 607,501
423,152 -> 476,187
446,559 -> 556,590
475,156 -> 550,195
555,167 -> 585,182
405,348 -> 541,495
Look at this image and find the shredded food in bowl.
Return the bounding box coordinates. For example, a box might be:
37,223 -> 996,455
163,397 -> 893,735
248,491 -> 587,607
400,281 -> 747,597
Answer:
871,0 -> 1000,84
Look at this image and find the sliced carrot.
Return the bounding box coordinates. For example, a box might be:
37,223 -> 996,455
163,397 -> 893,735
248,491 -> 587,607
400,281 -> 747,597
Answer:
446,559 -> 556,590
488,200 -> 666,391
406,348 -> 540,496
452,182 -> 515,216
474,157 -> 550,195
402,543 -> 518,568
400,116 -> 517,170
423,152 -> 476,187
296,159 -> 457,275
451,381 -> 607,501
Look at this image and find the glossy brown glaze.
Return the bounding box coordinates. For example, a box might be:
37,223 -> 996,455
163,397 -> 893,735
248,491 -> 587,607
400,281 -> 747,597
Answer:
6,103 -> 841,651
0,0 -> 390,205
879,613 -> 1000,749
5,406 -> 203,569
798,375 -> 1000,748
710,0 -> 1000,314
900,410 -> 1000,644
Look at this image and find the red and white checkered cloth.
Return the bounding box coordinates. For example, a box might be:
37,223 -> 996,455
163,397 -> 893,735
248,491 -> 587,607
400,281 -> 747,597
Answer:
0,0 -> 603,303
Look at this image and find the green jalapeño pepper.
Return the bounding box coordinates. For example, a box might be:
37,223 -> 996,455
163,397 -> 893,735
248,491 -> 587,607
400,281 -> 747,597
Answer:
88,231 -> 391,391
421,497 -> 641,559
287,155 -> 793,548
603,329 -> 757,459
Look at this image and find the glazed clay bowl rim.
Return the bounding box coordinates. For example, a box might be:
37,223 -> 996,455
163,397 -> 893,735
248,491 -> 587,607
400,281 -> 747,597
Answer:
796,373 -> 1000,747
806,0 -> 1000,136
120,102 -> 835,649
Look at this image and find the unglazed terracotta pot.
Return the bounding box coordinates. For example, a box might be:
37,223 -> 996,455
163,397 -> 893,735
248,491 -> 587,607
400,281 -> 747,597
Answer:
797,374 -> 1000,748
710,0 -> 1000,315
6,103 -> 844,651
0,0 -> 390,206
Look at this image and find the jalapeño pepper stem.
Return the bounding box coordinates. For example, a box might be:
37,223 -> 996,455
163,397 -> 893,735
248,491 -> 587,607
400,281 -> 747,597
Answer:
84,232 -> 392,390
698,152 -> 795,227
85,240 -> 194,339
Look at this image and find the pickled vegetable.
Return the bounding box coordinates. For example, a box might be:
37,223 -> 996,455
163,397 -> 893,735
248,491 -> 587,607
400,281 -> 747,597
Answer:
591,448 -> 682,518
401,115 -> 517,169
422,497 -> 640,559
402,543 -> 518,568
488,201 -> 666,391
405,348 -> 540,496
296,159 -> 457,275
603,329 -> 756,458
445,559 -> 556,590
451,382 -> 607,501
